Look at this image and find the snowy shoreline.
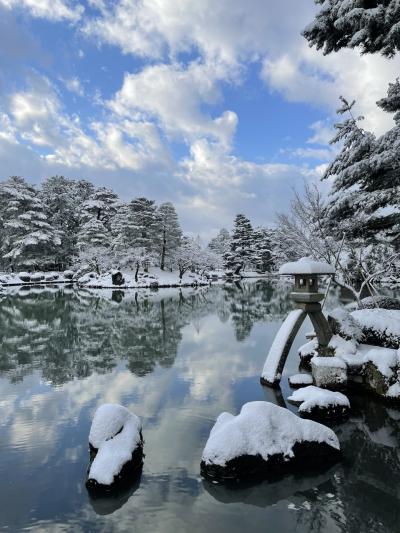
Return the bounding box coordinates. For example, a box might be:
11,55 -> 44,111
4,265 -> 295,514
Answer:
0,268 -> 273,291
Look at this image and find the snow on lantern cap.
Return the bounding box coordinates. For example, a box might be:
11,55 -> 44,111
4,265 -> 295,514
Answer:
278,257 -> 335,276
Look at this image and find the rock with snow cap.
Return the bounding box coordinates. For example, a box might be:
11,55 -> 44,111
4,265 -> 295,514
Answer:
288,374 -> 313,388
86,404 -> 143,491
288,386 -> 350,420
201,401 -> 341,481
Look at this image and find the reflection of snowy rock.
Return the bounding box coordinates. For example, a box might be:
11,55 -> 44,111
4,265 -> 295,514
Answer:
201,401 -> 340,481
352,309 -> 400,349
86,404 -> 143,491
311,356 -> 347,389
288,386 -> 350,420
288,374 -> 313,388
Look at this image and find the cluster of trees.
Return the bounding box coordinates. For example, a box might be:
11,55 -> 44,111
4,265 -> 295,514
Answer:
0,175 -> 223,277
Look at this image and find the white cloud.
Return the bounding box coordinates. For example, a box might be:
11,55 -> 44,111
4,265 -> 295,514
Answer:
63,77 -> 84,96
109,61 -> 239,147
0,0 -> 83,22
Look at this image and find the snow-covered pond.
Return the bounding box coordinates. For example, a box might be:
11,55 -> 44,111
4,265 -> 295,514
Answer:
0,280 -> 399,532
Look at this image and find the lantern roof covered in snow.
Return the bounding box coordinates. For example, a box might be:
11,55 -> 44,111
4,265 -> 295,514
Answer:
279,257 -> 335,276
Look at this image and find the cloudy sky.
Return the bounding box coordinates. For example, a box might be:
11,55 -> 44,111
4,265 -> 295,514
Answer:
0,0 -> 398,239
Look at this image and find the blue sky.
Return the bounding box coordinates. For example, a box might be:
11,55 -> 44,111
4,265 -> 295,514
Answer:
0,0 -> 398,239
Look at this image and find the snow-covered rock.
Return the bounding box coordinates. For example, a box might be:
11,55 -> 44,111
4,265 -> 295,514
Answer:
362,347 -> 400,400
328,308 -> 363,341
288,374 -> 313,388
86,404 -> 143,490
298,339 -> 318,367
279,257 -> 335,275
201,401 -> 341,481
288,386 -> 350,420
351,309 -> 400,349
63,270 -> 74,280
18,272 -> 31,282
311,356 -> 347,389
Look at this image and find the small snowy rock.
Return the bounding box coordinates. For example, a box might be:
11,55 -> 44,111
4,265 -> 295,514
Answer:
311,356 -> 347,389
288,386 -> 350,420
87,404 -> 143,490
201,401 -> 340,481
288,374 -> 313,388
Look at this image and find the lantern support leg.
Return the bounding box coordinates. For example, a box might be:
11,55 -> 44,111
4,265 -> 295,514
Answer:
260,309 -> 306,388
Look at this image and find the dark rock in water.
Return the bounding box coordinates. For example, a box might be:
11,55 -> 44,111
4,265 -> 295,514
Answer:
201,440 -> 341,482
88,469 -> 142,515
86,404 -> 143,491
299,404 -> 350,421
200,402 -> 341,482
112,271 -> 125,286
288,386 -> 350,422
86,443 -> 143,493
360,296 -> 400,310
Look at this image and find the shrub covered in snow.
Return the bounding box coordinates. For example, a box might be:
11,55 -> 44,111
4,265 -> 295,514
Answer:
201,401 -> 341,481
360,296 -> 400,311
86,404 -> 143,490
352,309 -> 400,349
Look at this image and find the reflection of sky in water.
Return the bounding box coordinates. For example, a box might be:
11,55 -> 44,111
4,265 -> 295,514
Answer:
0,281 -> 399,532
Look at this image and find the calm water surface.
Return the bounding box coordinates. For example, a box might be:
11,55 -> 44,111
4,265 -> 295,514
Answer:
0,281 -> 399,532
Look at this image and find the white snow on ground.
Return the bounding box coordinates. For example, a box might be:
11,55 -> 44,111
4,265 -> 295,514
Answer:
240,271 -> 269,278
352,309 -> 400,339
0,271 -> 74,286
202,401 -> 340,467
82,267 -> 209,288
288,386 -> 350,413
362,347 -> 400,378
279,257 -> 335,275
88,404 -> 142,486
261,308 -> 305,383
289,374 -> 313,386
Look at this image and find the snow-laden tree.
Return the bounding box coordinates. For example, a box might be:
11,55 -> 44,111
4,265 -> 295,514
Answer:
224,214 -> 255,274
175,236 -> 203,279
156,202 -> 182,270
252,227 -> 273,272
127,197 -> 159,257
208,228 -> 231,257
41,176 -> 95,269
303,0 -> 400,58
82,186 -> 120,229
324,96 -> 399,245
0,176 -> 61,270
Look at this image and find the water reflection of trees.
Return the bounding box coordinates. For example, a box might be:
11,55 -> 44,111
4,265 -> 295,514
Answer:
0,280 -> 292,384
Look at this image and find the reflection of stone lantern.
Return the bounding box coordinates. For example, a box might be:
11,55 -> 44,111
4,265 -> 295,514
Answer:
260,257 -> 335,388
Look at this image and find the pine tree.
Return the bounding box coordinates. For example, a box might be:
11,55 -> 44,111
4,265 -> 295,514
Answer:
41,176 -> 94,269
224,214 -> 254,273
0,176 -> 61,270
156,202 -> 182,270
303,1 -> 400,58
252,227 -> 273,272
208,228 -> 231,256
127,197 -> 158,256
82,186 -> 120,229
324,96 -> 399,245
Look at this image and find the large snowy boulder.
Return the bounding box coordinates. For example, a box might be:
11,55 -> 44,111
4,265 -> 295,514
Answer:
288,386 -> 350,420
351,309 -> 400,349
201,402 -> 341,481
86,404 -> 143,491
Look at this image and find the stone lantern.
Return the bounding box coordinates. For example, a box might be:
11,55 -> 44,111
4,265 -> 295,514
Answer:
260,257 -> 335,388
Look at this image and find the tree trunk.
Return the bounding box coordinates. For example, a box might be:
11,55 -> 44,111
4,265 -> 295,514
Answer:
161,229 -> 166,271
135,262 -> 140,282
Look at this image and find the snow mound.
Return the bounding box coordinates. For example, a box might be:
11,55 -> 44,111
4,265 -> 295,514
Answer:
201,401 -> 340,476
311,356 -> 346,369
288,386 -> 350,414
279,257 -> 335,275
288,374 -> 313,387
87,404 -> 143,487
